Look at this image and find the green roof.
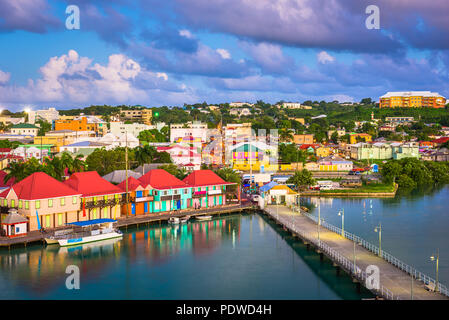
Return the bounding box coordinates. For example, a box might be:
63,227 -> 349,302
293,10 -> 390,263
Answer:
12,123 -> 39,129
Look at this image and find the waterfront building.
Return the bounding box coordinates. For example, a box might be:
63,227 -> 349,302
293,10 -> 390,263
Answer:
64,171 -> 123,221
293,134 -> 314,145
349,133 -> 372,144
10,123 -> 39,136
1,208 -> 28,238
28,108 -> 60,124
380,91 -> 446,108
138,169 -> 192,213
118,177 -> 149,215
0,172 -> 83,231
182,170 -> 235,209
264,185 -> 298,206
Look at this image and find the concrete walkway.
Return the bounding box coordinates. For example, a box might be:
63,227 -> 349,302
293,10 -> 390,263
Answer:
264,205 -> 447,300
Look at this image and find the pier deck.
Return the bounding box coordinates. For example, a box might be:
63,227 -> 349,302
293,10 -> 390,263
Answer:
0,203 -> 254,248
263,205 -> 447,300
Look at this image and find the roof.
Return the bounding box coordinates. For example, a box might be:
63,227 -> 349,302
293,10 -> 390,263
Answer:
270,185 -> 298,195
182,170 -> 234,187
138,169 -> 187,189
64,171 -> 123,197
1,172 -> 80,200
0,148 -> 11,153
2,212 -> 28,224
432,137 -> 449,144
68,218 -> 116,227
380,91 -> 444,98
12,123 -> 39,129
117,177 -> 143,191
65,141 -> 108,147
260,181 -> 278,192
102,170 -> 142,184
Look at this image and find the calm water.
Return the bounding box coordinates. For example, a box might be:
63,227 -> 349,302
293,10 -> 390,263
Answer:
305,185 -> 449,285
0,213 -> 372,300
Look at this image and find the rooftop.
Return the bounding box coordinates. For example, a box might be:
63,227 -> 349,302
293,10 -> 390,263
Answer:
182,170 -> 233,187
64,171 -> 123,197
138,169 -> 187,189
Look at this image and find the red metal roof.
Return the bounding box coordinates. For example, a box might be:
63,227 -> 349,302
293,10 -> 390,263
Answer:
138,169 -> 187,189
0,172 -> 80,200
182,170 -> 234,187
117,177 -> 142,191
432,137 -> 449,144
0,148 -> 12,153
64,171 -> 123,197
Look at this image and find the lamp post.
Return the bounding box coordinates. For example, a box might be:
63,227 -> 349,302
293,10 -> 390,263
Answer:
338,208 -> 344,237
374,223 -> 382,257
430,249 -> 439,292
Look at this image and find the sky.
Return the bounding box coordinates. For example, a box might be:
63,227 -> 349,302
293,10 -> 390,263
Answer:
0,0 -> 449,111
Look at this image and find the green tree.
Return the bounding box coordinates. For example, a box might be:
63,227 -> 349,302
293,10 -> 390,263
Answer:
287,169 -> 316,190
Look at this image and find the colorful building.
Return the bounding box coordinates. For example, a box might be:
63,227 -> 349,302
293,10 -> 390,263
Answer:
293,134 -> 314,145
11,123 -> 39,136
63,171 -> 123,221
54,116 -> 107,136
118,177 -> 150,216
380,91 -> 446,108
182,170 -> 234,209
0,172 -> 82,231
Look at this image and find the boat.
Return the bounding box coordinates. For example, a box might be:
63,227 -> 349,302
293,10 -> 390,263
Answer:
45,219 -> 123,247
180,216 -> 190,223
168,217 -> 181,225
196,215 -> 212,221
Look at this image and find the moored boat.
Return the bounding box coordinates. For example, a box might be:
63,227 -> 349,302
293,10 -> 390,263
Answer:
46,219 -> 122,247
168,217 -> 180,224
196,215 -> 212,221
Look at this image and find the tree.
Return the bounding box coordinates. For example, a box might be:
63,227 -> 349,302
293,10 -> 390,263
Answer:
381,160 -> 402,183
279,128 -> 294,142
158,164 -> 187,180
215,167 -> 241,185
287,169 -> 316,190
36,119 -> 52,136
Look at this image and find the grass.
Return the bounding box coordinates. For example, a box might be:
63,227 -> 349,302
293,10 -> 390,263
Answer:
319,182 -> 396,194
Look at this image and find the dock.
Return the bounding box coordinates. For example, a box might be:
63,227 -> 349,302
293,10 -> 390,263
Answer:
262,205 -> 448,300
0,203 -> 255,249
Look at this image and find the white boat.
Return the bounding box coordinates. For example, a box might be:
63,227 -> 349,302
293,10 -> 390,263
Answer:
180,216 -> 190,223
168,217 -> 180,225
196,215 -> 212,221
45,219 -> 123,247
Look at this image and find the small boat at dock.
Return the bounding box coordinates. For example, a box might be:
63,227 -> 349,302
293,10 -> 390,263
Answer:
169,216 -> 190,224
45,219 -> 122,247
196,215 -> 212,221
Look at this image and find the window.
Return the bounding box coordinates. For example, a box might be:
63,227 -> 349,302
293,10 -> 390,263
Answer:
60,197 -> 65,206
72,196 -> 77,204
25,201 -> 29,209
104,195 -> 108,201
11,199 -> 15,207
48,199 -> 53,208
19,200 -> 22,209
36,200 -> 40,209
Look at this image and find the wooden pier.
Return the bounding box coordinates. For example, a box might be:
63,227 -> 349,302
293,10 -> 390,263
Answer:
0,203 -> 255,249
262,205 -> 447,300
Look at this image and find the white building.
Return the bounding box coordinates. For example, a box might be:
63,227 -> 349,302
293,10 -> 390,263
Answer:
110,122 -> 153,138
156,145 -> 201,170
229,102 -> 254,107
28,107 -> 60,124
10,123 -> 39,136
170,121 -> 208,143
12,146 -> 49,160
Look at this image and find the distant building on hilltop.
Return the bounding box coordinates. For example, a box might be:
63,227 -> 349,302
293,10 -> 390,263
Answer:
28,107 -> 60,124
380,91 -> 446,108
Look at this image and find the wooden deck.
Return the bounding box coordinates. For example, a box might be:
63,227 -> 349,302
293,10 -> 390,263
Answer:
262,205 -> 447,300
0,203 -> 255,248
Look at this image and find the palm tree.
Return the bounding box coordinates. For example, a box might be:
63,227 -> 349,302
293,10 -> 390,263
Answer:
215,167 -> 241,184
72,155 -> 85,173
4,162 -> 27,183
279,128 -> 294,142
134,145 -> 155,174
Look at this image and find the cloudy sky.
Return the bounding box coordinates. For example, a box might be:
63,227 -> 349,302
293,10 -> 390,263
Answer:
0,0 -> 448,111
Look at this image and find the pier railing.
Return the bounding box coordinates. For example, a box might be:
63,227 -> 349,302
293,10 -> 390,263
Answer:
287,206 -> 449,298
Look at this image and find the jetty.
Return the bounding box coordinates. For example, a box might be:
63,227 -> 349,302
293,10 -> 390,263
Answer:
262,204 -> 447,300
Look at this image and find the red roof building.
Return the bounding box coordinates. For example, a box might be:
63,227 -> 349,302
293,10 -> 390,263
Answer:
182,170 -> 234,187
64,171 -> 123,197
117,177 -> 143,191
138,169 -> 187,189
0,172 -> 80,200
432,137 -> 449,145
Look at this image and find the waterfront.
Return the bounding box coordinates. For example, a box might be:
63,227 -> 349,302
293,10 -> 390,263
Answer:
305,185 -> 449,285
0,213 -> 372,300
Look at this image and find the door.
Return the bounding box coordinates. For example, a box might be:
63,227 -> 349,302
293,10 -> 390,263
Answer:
176,200 -> 181,210
144,202 -> 148,213
219,196 -> 222,205
132,203 -> 136,215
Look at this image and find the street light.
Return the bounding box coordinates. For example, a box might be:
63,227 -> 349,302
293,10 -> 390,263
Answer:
374,223 -> 382,257
430,249 -> 439,292
338,208 -> 344,237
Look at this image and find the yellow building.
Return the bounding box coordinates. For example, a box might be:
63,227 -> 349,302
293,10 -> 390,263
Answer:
34,136 -> 66,152
380,91 -> 446,108
293,134 -> 314,145
316,146 -> 333,158
54,116 -> 107,136
349,133 -> 372,144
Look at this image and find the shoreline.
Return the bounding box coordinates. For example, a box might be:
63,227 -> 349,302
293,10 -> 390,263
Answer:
300,183 -> 398,198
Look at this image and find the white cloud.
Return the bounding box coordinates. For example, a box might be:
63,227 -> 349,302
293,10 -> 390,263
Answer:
0,70 -> 11,84
317,51 -> 335,64
216,48 -> 231,59
179,29 -> 193,39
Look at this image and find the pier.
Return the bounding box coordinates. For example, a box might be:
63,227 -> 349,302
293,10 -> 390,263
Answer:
262,205 -> 448,300
0,203 -> 255,249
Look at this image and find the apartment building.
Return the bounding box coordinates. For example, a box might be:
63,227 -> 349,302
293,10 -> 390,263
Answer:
28,107 -> 60,124
54,116 -> 107,136
380,91 -> 446,108
120,108 -> 152,125
170,121 -> 208,143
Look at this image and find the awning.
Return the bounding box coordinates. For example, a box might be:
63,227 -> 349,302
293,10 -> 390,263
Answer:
67,218 -> 117,227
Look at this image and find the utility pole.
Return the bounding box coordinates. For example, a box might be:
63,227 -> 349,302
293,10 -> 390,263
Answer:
125,133 -> 129,218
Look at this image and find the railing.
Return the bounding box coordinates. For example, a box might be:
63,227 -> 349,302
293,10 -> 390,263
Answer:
269,208 -> 398,299
284,205 -> 449,298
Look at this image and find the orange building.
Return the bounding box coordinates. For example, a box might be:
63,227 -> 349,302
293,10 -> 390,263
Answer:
380,91 -> 446,108
54,116 -> 107,136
